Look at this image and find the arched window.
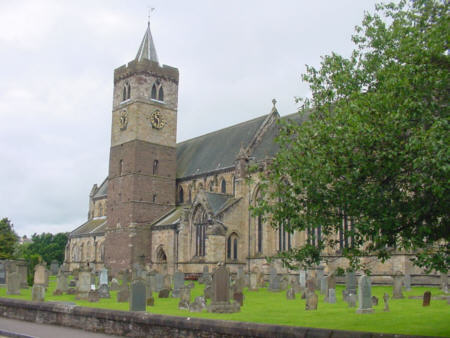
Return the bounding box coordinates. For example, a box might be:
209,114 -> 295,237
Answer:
153,159 -> 159,175
278,222 -> 292,252
307,225 -> 321,248
338,211 -> 354,251
221,179 -> 226,193
188,186 -> 192,203
209,181 -> 214,192
178,186 -> 184,203
158,86 -> 164,101
151,84 -> 157,99
257,215 -> 263,253
193,205 -> 208,257
227,233 -> 238,260
72,245 -> 78,261
123,86 -> 127,101
232,176 -> 236,195
100,244 -> 105,261
156,246 -> 167,262
127,83 -> 131,99
152,194 -> 157,203
119,160 -> 123,176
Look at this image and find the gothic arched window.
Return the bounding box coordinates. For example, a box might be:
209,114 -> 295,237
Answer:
193,205 -> 208,257
123,86 -> 127,101
127,83 -> 131,99
151,84 -> 157,99
221,179 -> 226,193
257,215 -> 263,253
278,222 -> 292,252
227,233 -> 239,260
158,86 -> 164,101
153,159 -> 159,175
178,186 -> 184,203
119,160 -> 123,176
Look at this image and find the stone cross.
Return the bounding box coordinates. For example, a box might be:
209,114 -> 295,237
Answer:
356,275 -> 374,314
422,291 -> 431,307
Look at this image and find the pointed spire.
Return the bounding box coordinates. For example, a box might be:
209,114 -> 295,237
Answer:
135,21 -> 159,63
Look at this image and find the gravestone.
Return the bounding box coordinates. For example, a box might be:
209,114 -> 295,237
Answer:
423,291 -> 431,307
372,295 -> 379,306
99,268 -> 108,286
345,271 -> 357,294
50,260 -> 59,275
291,278 -> 302,294
32,284 -> 45,301
305,291 -> 318,310
159,288 -> 170,298
356,275 -> 374,314
280,275 -> 289,290
316,267 -> 324,290
249,273 -> 258,291
269,266 -> 277,286
198,266 -> 210,284
348,293 -> 357,307
7,271 -> 21,295
383,293 -> 390,312
110,278 -> 120,291
233,291 -> 244,306
88,290 -> 100,302
146,296 -> 155,306
208,265 -> 240,313
204,284 -> 213,299
130,280 -> 146,311
76,271 -> 91,300
178,287 -> 191,310
172,271 -> 185,298
98,283 -> 110,298
440,273 -> 448,292
0,262 -> 6,284
306,278 -> 315,293
17,260 -> 28,289
299,270 -> 306,288
69,280 -> 76,287
163,274 -> 172,290
256,270 -> 265,288
328,288 -> 336,304
189,296 -> 206,312
404,274 -> 411,291
286,287 -> 295,300
392,271 -> 404,299
155,273 -> 164,292
320,276 -> 328,295
44,269 -> 49,287
56,273 -> 68,293
34,264 -> 47,285
117,284 -> 129,303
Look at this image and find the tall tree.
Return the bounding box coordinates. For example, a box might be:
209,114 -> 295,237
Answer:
0,218 -> 18,259
253,0 -> 449,272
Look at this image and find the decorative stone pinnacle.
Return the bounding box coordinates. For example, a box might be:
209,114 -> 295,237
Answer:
272,98 -> 277,107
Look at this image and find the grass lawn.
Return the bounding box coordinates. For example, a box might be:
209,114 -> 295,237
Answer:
1,277 -> 449,337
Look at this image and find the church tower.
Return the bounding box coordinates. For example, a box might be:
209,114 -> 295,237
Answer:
105,22 -> 179,274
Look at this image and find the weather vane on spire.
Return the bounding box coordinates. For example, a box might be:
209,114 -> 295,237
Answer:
148,6 -> 155,24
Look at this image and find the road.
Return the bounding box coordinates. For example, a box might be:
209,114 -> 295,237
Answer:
0,317 -> 121,338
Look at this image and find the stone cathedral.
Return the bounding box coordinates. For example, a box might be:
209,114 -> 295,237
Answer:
65,23 -> 426,281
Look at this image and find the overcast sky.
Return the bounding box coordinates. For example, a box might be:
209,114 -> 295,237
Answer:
0,0 -> 381,237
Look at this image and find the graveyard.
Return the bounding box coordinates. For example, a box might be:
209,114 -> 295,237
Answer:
0,269 -> 449,337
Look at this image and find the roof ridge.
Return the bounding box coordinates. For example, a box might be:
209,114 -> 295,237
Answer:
177,114 -> 269,146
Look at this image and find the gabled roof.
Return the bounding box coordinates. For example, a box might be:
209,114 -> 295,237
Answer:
135,22 -> 159,63
203,192 -> 239,216
70,218 -> 107,238
176,114 -> 268,178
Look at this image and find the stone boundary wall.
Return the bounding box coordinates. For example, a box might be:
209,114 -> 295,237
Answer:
0,298 -> 434,338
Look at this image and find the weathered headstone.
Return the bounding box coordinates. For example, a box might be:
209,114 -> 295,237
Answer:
286,287 -> 296,300
305,291 -> 318,310
68,280 -> 76,287
50,260 -> 59,275
88,290 -> 100,302
163,274 -> 172,290
306,278 -> 315,293
299,270 -> 306,288
56,273 -> 68,293
320,276 -> 328,295
423,291 -> 431,307
98,283 -> 110,298
130,280 -> 146,311
345,271 -> 357,295
34,264 -> 47,285
383,293 -> 390,312
178,287 -> 191,310
189,296 -> 206,312
146,296 -> 155,306
356,275 -> 374,314
268,268 -> 281,292
249,273 -> 258,291
99,268 -> 108,286
291,278 -> 302,294
208,265 -> 240,313
155,273 -> 164,292
76,271 -> 91,300
392,271 -> 404,299
32,284 -> 45,301
204,284 -> 213,299
269,266 -> 277,286
172,271 -> 185,298
233,291 -> 244,306
256,270 -> 265,288
117,283 -> 129,303
404,273 -> 411,291
110,278 -> 120,291
372,295 -> 379,306
348,293 -> 357,307
0,262 -> 6,284
158,288 -> 170,298
328,289 -> 336,304
198,266 -> 210,284
316,267 -> 324,290
17,260 -> 28,289
280,275 -> 289,290
7,270 -> 21,295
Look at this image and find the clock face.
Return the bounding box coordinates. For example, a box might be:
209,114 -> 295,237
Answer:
150,110 -> 166,129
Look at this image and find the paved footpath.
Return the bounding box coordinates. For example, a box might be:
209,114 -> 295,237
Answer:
0,317 -> 121,338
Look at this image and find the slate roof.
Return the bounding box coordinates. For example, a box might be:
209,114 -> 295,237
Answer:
152,206 -> 184,227
70,218 -> 107,238
203,192 -> 240,216
176,114 -> 268,178
93,178 -> 108,199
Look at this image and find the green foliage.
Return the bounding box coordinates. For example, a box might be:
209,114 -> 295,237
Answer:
253,0 -> 449,272
0,218 -> 18,259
